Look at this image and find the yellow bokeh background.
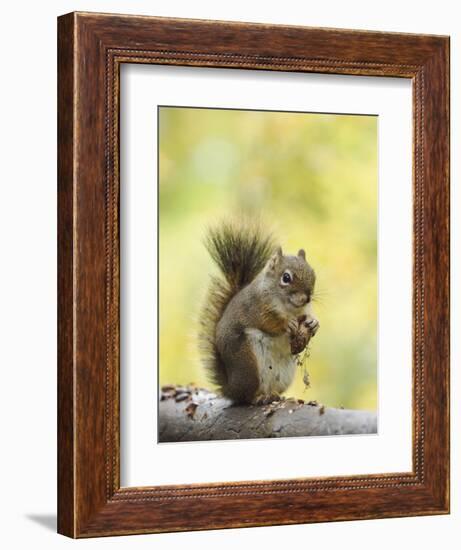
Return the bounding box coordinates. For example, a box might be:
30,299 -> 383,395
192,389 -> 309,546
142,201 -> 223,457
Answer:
159,107 -> 377,411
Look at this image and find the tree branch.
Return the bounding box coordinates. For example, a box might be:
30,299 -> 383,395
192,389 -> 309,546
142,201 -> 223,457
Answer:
159,385 -> 377,442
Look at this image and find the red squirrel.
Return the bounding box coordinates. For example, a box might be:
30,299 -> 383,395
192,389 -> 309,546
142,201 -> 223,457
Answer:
199,222 -> 319,404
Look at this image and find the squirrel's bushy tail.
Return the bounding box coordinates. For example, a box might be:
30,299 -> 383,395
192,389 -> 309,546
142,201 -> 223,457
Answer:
199,221 -> 275,392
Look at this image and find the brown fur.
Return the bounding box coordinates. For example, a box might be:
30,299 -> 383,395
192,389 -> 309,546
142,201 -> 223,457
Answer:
199,223 -> 318,404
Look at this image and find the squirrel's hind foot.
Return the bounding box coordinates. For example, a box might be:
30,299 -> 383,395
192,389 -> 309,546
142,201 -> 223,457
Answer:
252,393 -> 282,406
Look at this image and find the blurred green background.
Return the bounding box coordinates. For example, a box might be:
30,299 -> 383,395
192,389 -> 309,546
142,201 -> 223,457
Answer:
159,106 -> 377,411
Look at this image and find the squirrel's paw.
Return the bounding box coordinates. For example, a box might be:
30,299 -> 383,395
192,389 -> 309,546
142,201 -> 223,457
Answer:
289,316 -> 319,355
304,316 -> 320,337
287,318 -> 300,337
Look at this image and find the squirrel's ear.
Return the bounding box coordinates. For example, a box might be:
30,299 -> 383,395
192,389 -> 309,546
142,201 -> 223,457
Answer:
268,246 -> 283,270
298,249 -> 306,260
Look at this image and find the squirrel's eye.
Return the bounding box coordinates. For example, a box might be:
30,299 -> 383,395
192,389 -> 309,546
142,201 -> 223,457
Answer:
281,272 -> 292,286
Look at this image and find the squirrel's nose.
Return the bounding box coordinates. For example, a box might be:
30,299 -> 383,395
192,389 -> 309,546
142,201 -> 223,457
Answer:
298,292 -> 308,305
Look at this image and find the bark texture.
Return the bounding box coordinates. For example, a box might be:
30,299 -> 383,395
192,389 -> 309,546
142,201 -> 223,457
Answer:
159,385 -> 377,442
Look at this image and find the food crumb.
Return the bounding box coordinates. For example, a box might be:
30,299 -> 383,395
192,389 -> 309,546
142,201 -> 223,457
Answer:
185,402 -> 198,419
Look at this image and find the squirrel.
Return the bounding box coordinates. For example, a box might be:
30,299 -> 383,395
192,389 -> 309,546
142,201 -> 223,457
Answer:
199,222 -> 319,405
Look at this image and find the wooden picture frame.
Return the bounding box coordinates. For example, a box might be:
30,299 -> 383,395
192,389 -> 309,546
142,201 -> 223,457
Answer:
57,12 -> 450,538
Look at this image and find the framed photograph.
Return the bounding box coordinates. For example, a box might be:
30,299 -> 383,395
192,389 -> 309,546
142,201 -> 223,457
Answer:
58,12 -> 450,537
